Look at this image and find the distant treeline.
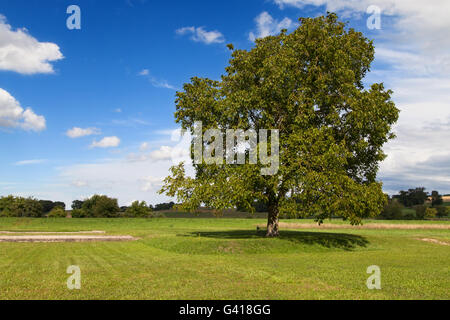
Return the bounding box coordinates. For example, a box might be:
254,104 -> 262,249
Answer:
380,188 -> 449,220
0,194 -> 175,218
1,188 -> 449,220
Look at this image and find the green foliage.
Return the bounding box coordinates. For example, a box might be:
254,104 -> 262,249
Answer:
415,205 -> 427,220
394,188 -> 428,207
154,202 -> 175,211
71,200 -> 84,210
71,209 -> 86,218
431,191 -> 443,207
237,201 -> 268,213
160,13 -> 399,234
81,195 -> 120,218
0,195 -> 43,217
39,200 -> 66,214
435,206 -> 449,218
379,199 -> 404,220
425,207 -> 437,219
125,201 -> 153,218
47,207 -> 66,218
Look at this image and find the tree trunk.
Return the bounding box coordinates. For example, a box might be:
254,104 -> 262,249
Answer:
266,203 -> 280,237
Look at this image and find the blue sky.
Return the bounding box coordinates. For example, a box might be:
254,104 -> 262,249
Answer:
1,0 -> 450,206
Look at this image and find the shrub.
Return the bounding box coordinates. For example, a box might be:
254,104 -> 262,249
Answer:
379,200 -> 404,220
0,196 -> 43,217
40,200 -> 66,214
435,206 -> 449,218
415,205 -> 427,220
403,212 -> 416,220
154,202 -> 175,211
125,201 -> 153,218
425,208 -> 437,219
81,195 -> 120,218
71,208 -> 91,218
47,207 -> 66,218
151,212 -> 166,218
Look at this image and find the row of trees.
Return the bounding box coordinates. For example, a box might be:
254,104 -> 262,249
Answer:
0,196 -> 67,218
380,188 -> 449,220
0,195 -> 176,218
380,200 -> 449,220
392,188 -> 444,207
71,197 -> 176,218
71,198 -> 174,218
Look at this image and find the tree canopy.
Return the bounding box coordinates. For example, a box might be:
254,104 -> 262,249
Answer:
160,13 -> 399,237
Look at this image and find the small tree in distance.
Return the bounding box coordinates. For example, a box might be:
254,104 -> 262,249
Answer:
81,195 -> 120,218
125,201 -> 153,218
47,207 -> 67,218
160,13 -> 399,237
431,191 -> 443,207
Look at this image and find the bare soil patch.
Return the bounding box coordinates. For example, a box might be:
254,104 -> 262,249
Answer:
0,235 -> 137,243
257,222 -> 450,230
419,238 -> 450,246
0,230 -> 105,234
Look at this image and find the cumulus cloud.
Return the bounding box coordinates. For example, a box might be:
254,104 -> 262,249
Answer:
0,88 -> 46,131
57,155 -> 191,206
0,15 -> 63,74
149,145 -> 189,161
249,12 -> 297,41
140,176 -> 164,192
273,0 -> 450,74
128,129 -> 191,164
140,142 -> 149,151
270,0 -> 450,193
66,127 -> 101,138
90,136 -> 121,148
176,26 -> 225,44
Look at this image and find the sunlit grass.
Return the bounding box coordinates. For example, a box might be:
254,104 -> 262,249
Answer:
0,218 -> 448,300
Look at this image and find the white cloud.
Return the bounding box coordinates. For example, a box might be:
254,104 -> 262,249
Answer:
129,130 -> 191,163
270,0 -> 450,194
140,142 -> 149,151
0,88 -> 46,131
138,69 -> 176,90
140,176 -> 163,192
138,69 -> 149,76
249,12 -> 297,41
273,0 -> 450,74
14,159 -> 46,166
57,156 -> 191,206
7,129 -> 194,206
176,26 -> 225,44
149,77 -> 176,90
149,146 -> 183,161
66,127 -> 101,138
0,15 -> 63,74
71,180 -> 88,187
90,136 -> 121,148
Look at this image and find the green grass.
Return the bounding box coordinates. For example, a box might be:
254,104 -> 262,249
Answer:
0,218 -> 449,300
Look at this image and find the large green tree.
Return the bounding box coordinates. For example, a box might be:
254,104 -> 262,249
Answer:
160,13 -> 399,237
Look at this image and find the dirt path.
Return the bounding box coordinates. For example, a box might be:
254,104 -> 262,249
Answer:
0,235 -> 137,242
419,238 -> 450,246
0,230 -> 105,234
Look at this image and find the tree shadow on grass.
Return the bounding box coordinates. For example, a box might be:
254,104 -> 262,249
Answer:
185,230 -> 369,251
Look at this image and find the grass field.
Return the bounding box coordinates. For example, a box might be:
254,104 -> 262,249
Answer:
0,217 -> 449,300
